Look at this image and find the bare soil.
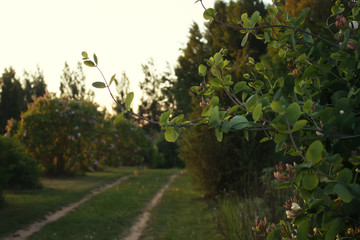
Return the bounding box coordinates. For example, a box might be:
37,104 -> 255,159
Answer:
121,173 -> 179,240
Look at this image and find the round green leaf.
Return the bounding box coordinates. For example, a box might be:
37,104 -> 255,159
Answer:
305,140 -> 324,165
230,115 -> 249,130
203,8 -> 216,20
334,183 -> 354,203
198,64 -> 207,76
165,127 -> 178,142
302,172 -> 319,190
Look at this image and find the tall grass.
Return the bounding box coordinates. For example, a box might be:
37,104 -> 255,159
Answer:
215,168 -> 294,240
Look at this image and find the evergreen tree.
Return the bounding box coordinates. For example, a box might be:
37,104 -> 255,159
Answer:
0,68 -> 25,134
174,23 -> 209,116
280,0 -> 332,33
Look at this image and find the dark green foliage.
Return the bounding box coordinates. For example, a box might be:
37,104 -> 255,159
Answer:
0,67 -> 47,135
105,118 -> 153,167
23,67 -> 47,104
0,68 -> 25,134
178,96 -> 281,196
149,133 -> 185,169
0,136 -> 41,206
175,0 -> 272,196
174,23 -> 209,116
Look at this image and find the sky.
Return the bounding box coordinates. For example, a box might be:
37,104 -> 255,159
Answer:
0,0 -> 271,114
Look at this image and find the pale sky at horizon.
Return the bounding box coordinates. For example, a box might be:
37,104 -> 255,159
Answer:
0,0 -> 271,114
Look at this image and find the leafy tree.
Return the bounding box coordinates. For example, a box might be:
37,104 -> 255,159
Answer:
59,62 -> 94,100
10,93 -> 105,175
138,59 -> 175,132
23,66 -> 47,103
0,68 -> 25,134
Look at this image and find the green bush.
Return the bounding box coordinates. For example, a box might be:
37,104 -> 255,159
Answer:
0,136 -> 41,206
104,118 -> 153,167
8,93 -> 106,175
178,96 -> 282,196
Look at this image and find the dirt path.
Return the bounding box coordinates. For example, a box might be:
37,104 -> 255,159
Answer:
121,172 -> 179,240
3,175 -> 131,240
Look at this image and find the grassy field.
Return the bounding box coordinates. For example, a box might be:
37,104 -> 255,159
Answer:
28,169 -> 178,240
0,167 -> 137,237
1,168 -> 276,240
141,171 -> 224,240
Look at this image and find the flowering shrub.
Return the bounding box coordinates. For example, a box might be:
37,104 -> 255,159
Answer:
8,93 -> 106,175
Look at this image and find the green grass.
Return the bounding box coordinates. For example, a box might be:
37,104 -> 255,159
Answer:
29,169 -> 178,240
140,171 -> 224,240
0,167 -> 137,237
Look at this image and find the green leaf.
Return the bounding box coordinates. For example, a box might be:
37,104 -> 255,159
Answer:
92,82 -> 106,88
302,172 -> 319,190
252,103 -> 262,122
303,28 -> 314,44
84,60 -> 96,67
233,81 -> 247,94
250,11 -> 260,27
297,220 -> 309,240
215,127 -> 223,142
292,120 -> 307,132
198,64 -> 207,76
209,96 -> 219,106
245,94 -> 258,111
296,53 -> 307,63
214,52 -> 224,66
165,127 -> 178,142
160,110 -> 172,125
241,32 -> 249,47
255,62 -> 265,71
303,99 -> 313,113
210,78 -> 223,88
336,168 -> 353,184
271,101 -> 284,113
93,53 -> 98,65
125,92 -> 134,111
285,102 -> 301,125
266,228 -> 281,240
230,115 -> 249,130
334,183 -> 354,203
203,8 -> 216,20
325,218 -> 344,240
260,137 -> 270,143
113,112 -> 125,125
349,156 -> 360,166
81,51 -> 88,59
305,140 -> 323,165
209,106 -> 219,126
109,74 -> 116,86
